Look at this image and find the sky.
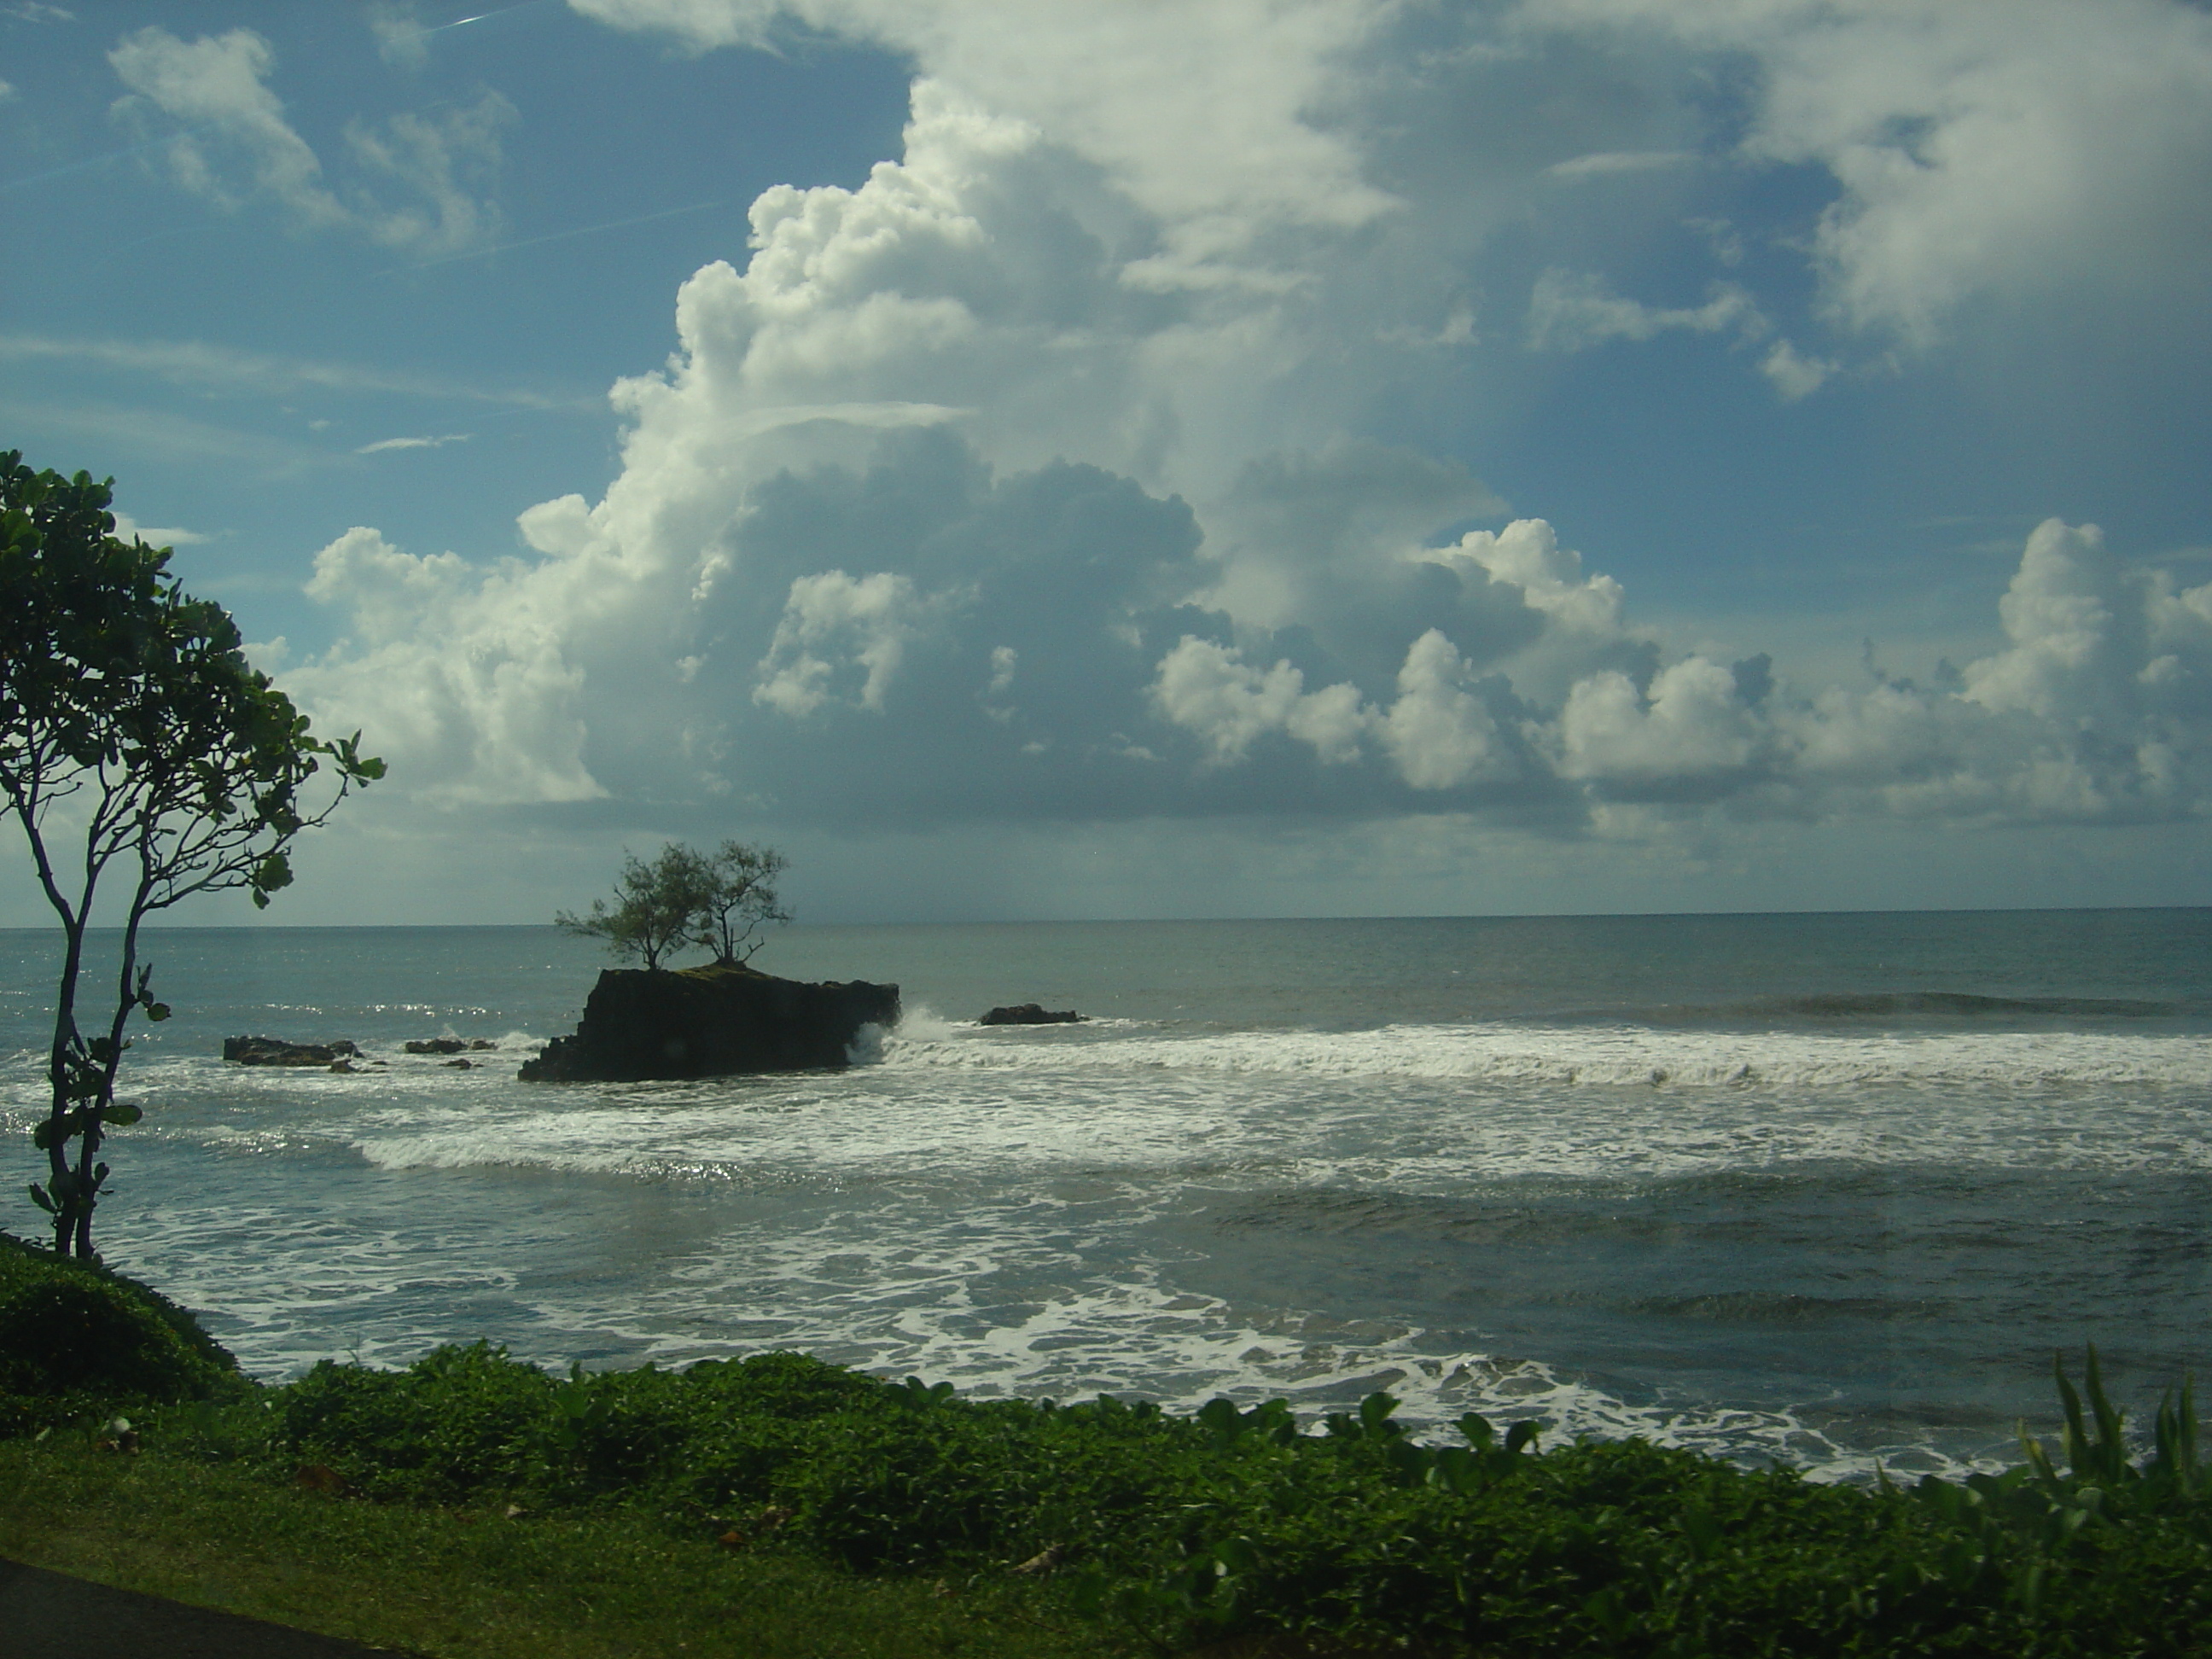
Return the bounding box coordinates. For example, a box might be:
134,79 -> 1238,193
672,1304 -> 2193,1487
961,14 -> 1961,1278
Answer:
3,0 -> 2210,926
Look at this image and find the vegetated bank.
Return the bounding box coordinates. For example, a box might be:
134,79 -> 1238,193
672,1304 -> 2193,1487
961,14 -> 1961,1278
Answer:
3,1237 -> 2209,1656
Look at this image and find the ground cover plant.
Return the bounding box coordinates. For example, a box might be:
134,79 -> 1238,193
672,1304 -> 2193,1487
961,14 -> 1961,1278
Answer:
4,1240 -> 2209,1656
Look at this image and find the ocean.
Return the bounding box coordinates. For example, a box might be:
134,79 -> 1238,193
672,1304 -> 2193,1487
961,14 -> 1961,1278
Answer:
3,910 -> 2208,1481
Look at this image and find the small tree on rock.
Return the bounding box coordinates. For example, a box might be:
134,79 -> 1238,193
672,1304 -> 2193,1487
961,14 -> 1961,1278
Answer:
696,840 -> 789,964
0,452 -> 382,1258
556,840 -> 790,970
555,844 -> 707,971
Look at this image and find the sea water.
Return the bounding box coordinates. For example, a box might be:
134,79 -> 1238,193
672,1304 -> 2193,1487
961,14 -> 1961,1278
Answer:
1,910 -> 2207,1481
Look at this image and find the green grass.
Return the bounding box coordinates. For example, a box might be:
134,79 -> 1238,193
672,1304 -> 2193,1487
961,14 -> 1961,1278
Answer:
5,1236 -> 2212,1656
0,1433 -> 1111,1658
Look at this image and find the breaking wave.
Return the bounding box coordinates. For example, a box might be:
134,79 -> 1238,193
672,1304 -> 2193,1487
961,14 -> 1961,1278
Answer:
879,1019 -> 2212,1091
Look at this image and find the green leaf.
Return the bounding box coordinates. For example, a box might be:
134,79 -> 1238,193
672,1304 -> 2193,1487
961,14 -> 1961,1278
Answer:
26,1183 -> 54,1214
144,1001 -> 171,1022
102,1101 -> 143,1126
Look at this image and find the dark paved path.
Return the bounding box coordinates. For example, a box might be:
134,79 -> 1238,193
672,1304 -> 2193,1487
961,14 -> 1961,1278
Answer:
0,1558 -> 416,1658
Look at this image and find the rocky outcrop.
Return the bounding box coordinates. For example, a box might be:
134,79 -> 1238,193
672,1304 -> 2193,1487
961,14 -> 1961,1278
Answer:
979,1004 -> 1085,1025
519,963 -> 900,1083
405,1039 -> 498,1055
224,1036 -> 361,1067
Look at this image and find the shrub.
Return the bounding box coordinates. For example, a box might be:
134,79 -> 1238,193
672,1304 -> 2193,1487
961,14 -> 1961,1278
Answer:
264,1344 -> 2212,1655
0,1232 -> 242,1432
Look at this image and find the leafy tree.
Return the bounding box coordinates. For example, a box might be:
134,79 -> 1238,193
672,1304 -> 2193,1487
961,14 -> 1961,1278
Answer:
0,452 -> 383,1259
555,844 -> 708,971
556,840 -> 790,969
695,839 -> 789,964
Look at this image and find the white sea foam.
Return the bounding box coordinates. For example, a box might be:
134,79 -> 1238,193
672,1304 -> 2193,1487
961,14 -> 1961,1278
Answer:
9,920 -> 2204,1485
882,1020 -> 2212,1091
119,1189 -> 1987,1481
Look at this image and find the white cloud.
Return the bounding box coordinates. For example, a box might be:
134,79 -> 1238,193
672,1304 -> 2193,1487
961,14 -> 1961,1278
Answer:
1556,657 -> 1757,787
571,0 -> 1396,266
108,511 -> 209,546
357,433 -> 470,454
754,570 -> 924,716
1381,630 -> 1506,790
289,527 -> 607,807
108,26 -> 511,257
1526,269 -> 1761,352
1520,0 -> 2212,346
0,331 -> 586,407
1759,338 -> 1834,401
1150,637 -> 1371,766
108,28 -> 346,228
272,9 -> 2212,856
1545,149 -> 1694,178
369,3 -> 433,70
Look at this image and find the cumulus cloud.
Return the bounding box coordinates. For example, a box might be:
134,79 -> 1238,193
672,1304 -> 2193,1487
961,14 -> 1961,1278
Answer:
1380,631 -> 1509,791
271,6 -> 2212,863
1556,658 -> 1759,792
571,0 -> 1395,259
108,26 -> 511,256
289,401 -> 2212,832
290,527 -> 605,806
1150,637 -> 1371,767
754,570 -> 924,716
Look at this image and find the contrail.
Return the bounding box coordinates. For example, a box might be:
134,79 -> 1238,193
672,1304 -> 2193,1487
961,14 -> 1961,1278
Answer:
380,198 -> 737,275
397,0 -> 553,44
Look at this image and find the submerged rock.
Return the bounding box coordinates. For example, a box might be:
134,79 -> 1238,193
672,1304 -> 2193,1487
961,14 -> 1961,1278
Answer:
519,963 -> 900,1083
223,1036 -> 361,1067
978,1004 -> 1084,1026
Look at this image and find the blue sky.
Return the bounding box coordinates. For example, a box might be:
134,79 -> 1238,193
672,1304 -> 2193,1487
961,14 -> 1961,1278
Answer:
3,0 -> 2209,925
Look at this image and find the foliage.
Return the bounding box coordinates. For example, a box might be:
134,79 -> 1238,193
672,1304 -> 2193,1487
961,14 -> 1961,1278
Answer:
555,844 -> 709,971
8,1290 -> 2205,1654
556,839 -> 789,970
0,1231 -> 242,1434
695,838 -> 789,963
238,1343 -> 2212,1656
0,452 -> 382,1256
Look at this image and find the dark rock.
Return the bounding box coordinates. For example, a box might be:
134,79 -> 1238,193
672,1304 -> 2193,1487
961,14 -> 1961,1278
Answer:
224,1036 -> 361,1067
469,1039 -> 498,1051
443,1058 -> 474,1069
405,1038 -> 468,1055
979,1004 -> 1085,1026
520,963 -> 900,1083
